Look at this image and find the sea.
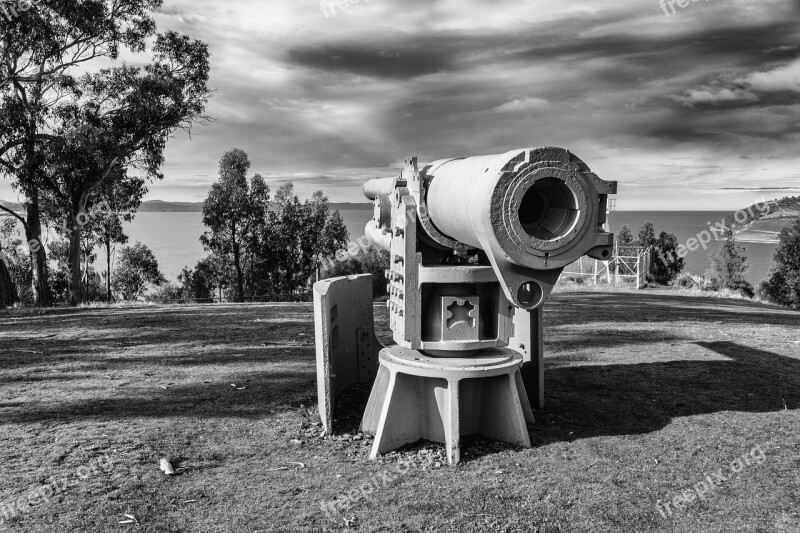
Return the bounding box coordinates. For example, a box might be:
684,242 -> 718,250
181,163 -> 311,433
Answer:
110,209 -> 779,287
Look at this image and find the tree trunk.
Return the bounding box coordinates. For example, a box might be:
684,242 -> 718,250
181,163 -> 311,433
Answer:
25,196 -> 51,307
0,251 -> 17,308
83,234 -> 89,298
106,234 -> 112,302
68,220 -> 83,306
231,223 -> 243,301
233,244 -> 244,301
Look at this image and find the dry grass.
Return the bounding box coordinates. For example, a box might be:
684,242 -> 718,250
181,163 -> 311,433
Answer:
1,290 -> 799,532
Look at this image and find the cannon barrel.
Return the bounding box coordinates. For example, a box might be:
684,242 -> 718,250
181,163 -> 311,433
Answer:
363,177 -> 396,201
364,147 -> 616,309
424,148 -> 616,272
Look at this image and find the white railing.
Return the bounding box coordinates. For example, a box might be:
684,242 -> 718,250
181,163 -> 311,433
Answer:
561,246 -> 654,289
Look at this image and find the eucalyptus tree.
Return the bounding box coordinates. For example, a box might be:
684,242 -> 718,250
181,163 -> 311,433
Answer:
202,149 -> 259,301
45,30 -> 210,305
0,0 -> 165,305
270,183 -> 348,294
85,171 -> 147,302
302,191 -> 348,284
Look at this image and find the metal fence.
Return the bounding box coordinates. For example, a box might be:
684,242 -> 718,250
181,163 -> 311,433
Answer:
561,246 -> 654,289
613,246 -> 654,289
145,293 -> 313,304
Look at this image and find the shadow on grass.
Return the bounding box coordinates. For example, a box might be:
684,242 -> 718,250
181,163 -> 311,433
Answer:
0,319 -> 315,371
332,340 -> 800,460
0,369 -> 319,424
533,340 -> 800,446
546,328 -> 685,353
2,296 -> 798,460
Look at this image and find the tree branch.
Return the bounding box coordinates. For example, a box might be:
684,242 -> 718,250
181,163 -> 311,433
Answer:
0,202 -> 28,230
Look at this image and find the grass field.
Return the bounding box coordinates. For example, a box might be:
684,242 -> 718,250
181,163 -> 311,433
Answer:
1,289 -> 799,532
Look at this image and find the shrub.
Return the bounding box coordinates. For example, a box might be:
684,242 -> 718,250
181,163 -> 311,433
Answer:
113,242 -> 165,301
322,247 -> 390,298
676,273 -> 696,288
146,282 -> 184,303
676,273 -> 719,292
760,220 -> 800,309
706,227 -> 754,298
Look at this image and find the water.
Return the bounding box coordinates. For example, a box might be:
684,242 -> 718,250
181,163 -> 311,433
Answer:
608,212 -> 777,287
103,209 -> 375,282
105,209 -> 779,287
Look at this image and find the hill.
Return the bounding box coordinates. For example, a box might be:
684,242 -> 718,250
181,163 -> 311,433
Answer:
0,201 -> 22,215
727,195 -> 800,243
137,200 -> 203,212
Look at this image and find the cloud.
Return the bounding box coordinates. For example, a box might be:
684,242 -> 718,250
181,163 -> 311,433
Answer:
766,44 -> 799,58
721,187 -> 800,190
671,87 -> 759,107
494,97 -> 551,114
738,58 -> 800,92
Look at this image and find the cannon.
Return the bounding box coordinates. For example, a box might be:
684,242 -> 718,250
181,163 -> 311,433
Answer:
314,146 -> 617,463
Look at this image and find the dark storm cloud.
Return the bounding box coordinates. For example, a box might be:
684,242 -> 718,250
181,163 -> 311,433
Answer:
512,21 -> 800,66
671,90 -> 800,111
286,44 -> 455,79
646,103 -> 800,143
283,19 -> 800,83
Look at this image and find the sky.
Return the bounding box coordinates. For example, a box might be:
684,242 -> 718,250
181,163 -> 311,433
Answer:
4,0 -> 800,210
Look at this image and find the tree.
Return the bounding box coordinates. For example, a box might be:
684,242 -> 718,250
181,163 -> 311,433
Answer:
760,220 -> 800,309
637,221 -> 656,248
301,191 -> 349,284
46,238 -> 72,303
42,30 -> 210,305
614,223 -> 637,274
88,173 -> 146,301
617,224 -> 634,247
270,183 -> 305,293
0,218 -> 25,307
269,183 -> 348,294
0,0 -> 167,306
113,242 -> 165,300
198,155 -> 349,299
246,173 -> 276,296
0,231 -> 17,307
650,231 -> 685,285
201,149 -> 257,301
706,228 -> 754,298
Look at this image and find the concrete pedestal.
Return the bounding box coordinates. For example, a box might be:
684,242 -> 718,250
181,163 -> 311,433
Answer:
360,346 -> 534,464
